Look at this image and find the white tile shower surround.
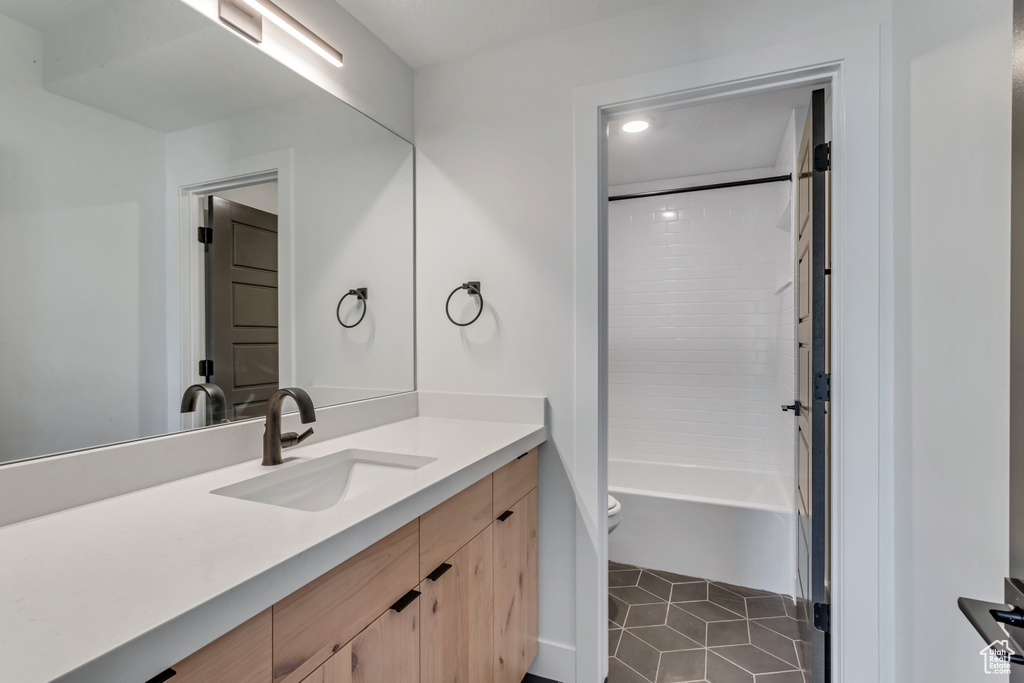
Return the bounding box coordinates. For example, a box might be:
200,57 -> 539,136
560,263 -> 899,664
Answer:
776,284 -> 797,480
608,182 -> 793,473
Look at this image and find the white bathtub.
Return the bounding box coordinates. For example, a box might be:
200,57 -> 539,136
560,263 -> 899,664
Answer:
608,459 -> 795,596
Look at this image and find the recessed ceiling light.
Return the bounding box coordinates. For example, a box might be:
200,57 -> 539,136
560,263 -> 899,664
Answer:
622,119 -> 650,133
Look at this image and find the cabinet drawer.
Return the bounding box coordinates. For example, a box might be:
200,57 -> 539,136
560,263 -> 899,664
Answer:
273,520 -> 419,683
492,448 -> 538,518
170,608 -> 271,683
419,475 -> 492,580
303,591 -> 420,683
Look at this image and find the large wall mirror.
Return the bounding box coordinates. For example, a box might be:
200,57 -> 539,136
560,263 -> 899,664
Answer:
0,0 -> 415,465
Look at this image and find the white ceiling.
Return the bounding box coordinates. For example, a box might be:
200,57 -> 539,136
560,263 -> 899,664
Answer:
607,86 -> 816,187
334,0 -> 679,69
0,0 -> 111,30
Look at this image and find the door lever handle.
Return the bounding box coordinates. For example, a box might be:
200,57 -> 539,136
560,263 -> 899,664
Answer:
781,404 -> 800,415
959,597 -> 1024,664
993,606 -> 1024,628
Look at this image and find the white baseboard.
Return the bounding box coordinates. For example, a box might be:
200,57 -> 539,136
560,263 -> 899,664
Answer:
530,638 -> 576,682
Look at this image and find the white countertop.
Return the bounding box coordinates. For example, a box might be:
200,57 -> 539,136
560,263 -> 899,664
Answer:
0,414 -> 546,683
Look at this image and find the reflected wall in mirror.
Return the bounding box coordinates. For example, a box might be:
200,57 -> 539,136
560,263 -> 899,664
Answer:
0,0 -> 415,465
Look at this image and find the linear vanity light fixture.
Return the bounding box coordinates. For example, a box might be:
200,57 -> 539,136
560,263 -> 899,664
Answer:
219,0 -> 343,68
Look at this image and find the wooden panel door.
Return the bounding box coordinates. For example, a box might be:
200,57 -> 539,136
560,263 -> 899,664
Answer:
493,488 -> 538,683
421,525 -> 494,683
206,195 -> 279,421
303,595 -> 420,683
795,88 -> 831,683
170,609 -> 272,683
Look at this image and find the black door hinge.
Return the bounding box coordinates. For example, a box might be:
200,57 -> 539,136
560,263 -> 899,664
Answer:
199,359 -> 214,378
813,373 -> 831,402
814,602 -> 831,633
197,226 -> 213,244
814,142 -> 831,172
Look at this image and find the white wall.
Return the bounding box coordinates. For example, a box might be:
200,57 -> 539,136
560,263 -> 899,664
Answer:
606,181 -> 788,474
0,13 -> 168,463
892,1 -> 1012,682
414,1 -> 890,680
416,0 -> 1015,681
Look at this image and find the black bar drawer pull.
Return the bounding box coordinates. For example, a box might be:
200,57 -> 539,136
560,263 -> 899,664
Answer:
145,669 -> 176,683
427,563 -> 452,581
390,589 -> 421,613
497,510 -> 514,522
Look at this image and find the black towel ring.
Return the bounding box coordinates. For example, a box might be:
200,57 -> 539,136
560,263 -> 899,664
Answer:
336,288 -> 368,328
446,281 -> 483,327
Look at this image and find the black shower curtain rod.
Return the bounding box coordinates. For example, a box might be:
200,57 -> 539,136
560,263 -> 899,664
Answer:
608,173 -> 792,202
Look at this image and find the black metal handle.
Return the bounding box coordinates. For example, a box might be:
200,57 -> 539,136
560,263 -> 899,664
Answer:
445,281 -> 483,326
497,510 -> 514,522
427,563 -> 452,581
958,596 -> 1024,664
337,288 -> 368,328
781,403 -> 800,415
280,428 -> 314,449
144,669 -> 176,683
390,589 -> 421,613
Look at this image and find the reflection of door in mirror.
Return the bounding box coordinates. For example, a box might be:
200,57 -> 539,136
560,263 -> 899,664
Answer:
203,192 -> 280,423
0,0 -> 415,466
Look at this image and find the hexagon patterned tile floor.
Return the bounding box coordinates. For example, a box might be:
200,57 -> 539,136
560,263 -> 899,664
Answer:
608,562 -> 809,683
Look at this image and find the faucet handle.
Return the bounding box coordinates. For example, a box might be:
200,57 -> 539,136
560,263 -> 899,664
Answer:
280,427 -> 314,449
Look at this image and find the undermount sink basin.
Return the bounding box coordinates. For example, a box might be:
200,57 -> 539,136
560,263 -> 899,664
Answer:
211,449 -> 437,512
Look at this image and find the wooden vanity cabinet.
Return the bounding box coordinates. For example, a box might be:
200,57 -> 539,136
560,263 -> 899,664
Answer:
272,520 -> 419,683
167,449 -> 539,683
303,591 -> 421,683
419,447 -> 539,683
168,608 -> 272,683
419,474 -> 492,581
493,487 -> 539,683
420,525 -> 494,683
492,449 -> 538,519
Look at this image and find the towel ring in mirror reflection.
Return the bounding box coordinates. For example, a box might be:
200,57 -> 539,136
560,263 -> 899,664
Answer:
336,288 -> 368,328
446,281 -> 483,327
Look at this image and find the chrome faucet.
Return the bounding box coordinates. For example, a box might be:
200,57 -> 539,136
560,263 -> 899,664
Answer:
263,387 -> 316,466
180,383 -> 228,424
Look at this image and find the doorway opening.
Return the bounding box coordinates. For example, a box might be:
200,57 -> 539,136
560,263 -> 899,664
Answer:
603,84 -> 832,683
180,172 -> 281,429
